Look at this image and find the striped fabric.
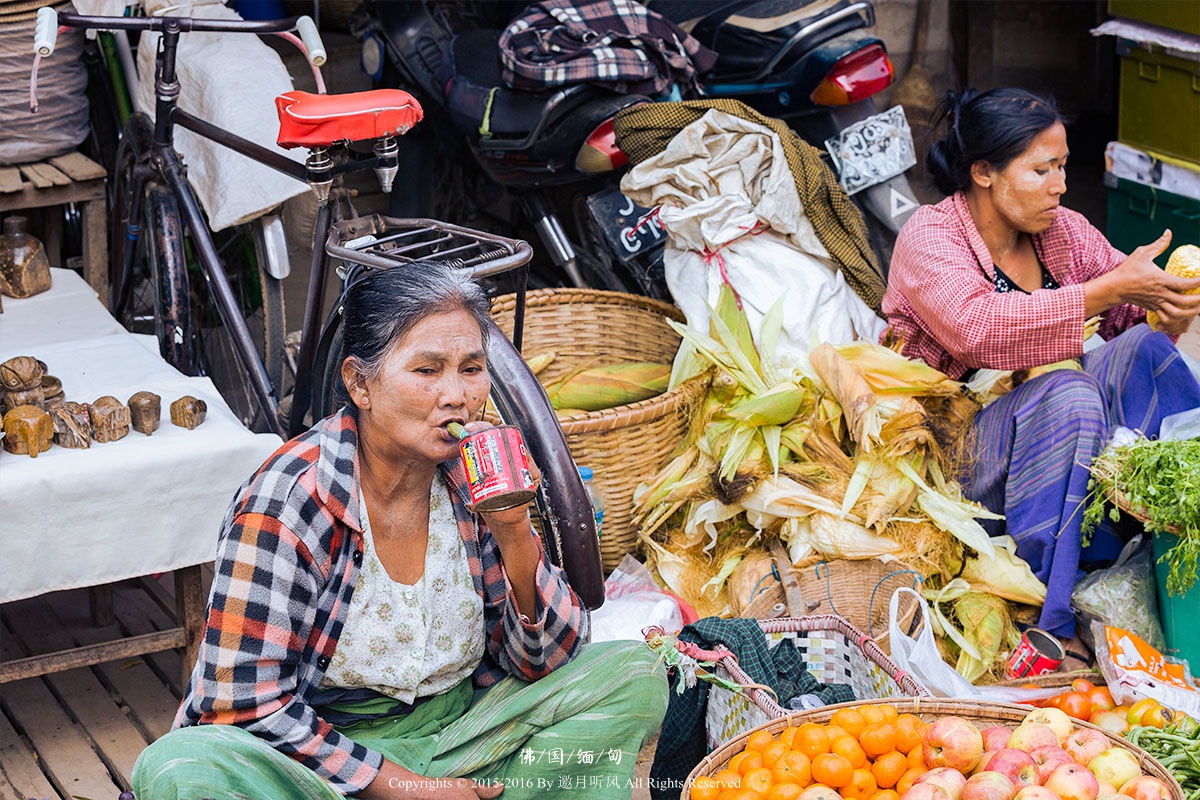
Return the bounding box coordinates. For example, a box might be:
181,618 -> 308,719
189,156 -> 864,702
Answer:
172,407 -> 588,794
884,192 -> 1145,378
499,0 -> 716,97
965,324 -> 1200,636
613,98 -> 888,315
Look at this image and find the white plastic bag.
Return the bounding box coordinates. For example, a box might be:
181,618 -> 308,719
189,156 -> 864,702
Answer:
589,555 -> 686,642
887,587 -> 1059,703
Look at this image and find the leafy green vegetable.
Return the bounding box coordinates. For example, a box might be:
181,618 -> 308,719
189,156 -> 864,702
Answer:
1083,438 -> 1200,597
1126,720 -> 1200,799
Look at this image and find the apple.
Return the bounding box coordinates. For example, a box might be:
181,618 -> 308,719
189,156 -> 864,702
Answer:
1097,781 -> 1118,796
1118,776 -> 1173,800
1098,795 -> 1127,800
962,772 -> 1018,800
982,726 -> 1014,752
925,717 -> 985,774
1087,747 -> 1143,790
1090,711 -> 1130,737
1065,728 -> 1111,766
1008,723 -> 1061,753
799,786 -> 843,800
986,749 -> 1040,787
902,785 -> 954,800
917,767 -> 969,800
1031,745 -> 1075,783
1023,707 -> 1073,743
975,751 -> 999,775
1044,763 -> 1100,800
1013,787 -> 1059,800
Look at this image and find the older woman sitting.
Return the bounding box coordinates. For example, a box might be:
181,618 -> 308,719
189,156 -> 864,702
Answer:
133,264 -> 667,799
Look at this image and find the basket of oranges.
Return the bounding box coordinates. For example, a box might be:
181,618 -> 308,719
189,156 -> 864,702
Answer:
705,616 -> 930,752
685,697 -> 1182,800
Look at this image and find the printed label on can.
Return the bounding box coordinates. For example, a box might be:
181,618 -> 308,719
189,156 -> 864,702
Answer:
1006,628 -> 1065,679
460,426 -> 536,512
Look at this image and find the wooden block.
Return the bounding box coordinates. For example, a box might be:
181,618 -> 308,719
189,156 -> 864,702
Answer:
18,162 -> 69,188
0,626 -> 123,799
0,167 -> 23,194
48,151 -> 107,181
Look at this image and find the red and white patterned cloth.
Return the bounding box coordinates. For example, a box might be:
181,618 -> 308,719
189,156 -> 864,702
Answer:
882,192 -> 1144,378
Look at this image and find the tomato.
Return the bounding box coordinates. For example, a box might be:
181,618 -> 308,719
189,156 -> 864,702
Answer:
1127,698 -> 1161,726
1071,678 -> 1095,693
1141,705 -> 1174,728
1086,686 -> 1115,712
1059,690 -> 1093,721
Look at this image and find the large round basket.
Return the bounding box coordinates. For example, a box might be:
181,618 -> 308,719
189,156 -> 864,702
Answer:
741,557 -> 923,657
688,697 -> 1184,798
705,616 -> 930,751
997,668 -> 1104,688
489,288 -> 703,573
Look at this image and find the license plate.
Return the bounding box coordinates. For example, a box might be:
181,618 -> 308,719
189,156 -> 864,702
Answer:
824,106 -> 917,196
585,188 -> 667,263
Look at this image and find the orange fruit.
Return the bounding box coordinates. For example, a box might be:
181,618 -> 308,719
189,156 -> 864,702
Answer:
906,745 -> 926,771
830,735 -> 867,769
873,790 -> 901,800
713,768 -> 743,789
746,730 -> 778,753
896,768 -> 923,796
744,767 -> 774,794
761,740 -> 792,769
871,751 -> 908,789
794,723 -> 831,759
894,715 -> 926,753
691,776 -> 723,800
778,726 -> 799,749
772,751 -> 812,788
823,725 -> 849,742
875,704 -> 899,723
830,708 -> 868,738
729,752 -> 753,774
859,723 -> 899,758
811,753 -> 854,788
844,768 -> 878,800
766,784 -> 803,800
736,752 -> 765,777
859,705 -> 889,726
718,790 -> 761,800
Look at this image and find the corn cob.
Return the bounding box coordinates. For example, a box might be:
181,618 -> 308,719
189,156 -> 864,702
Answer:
547,362 -> 670,411
1148,244 -> 1200,330
524,352 -> 556,376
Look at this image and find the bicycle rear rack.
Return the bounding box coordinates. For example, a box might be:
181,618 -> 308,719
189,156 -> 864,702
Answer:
326,215 -> 533,279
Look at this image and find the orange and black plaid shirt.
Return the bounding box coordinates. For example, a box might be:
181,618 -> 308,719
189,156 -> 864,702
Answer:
173,407 -> 587,793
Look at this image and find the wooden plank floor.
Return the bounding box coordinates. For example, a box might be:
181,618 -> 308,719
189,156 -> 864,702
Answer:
1,572 -> 658,800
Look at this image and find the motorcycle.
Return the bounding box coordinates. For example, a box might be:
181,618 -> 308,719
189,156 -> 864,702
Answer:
353,0 -> 920,297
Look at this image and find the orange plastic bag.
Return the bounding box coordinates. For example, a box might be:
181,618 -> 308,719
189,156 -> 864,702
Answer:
1092,621 -> 1200,717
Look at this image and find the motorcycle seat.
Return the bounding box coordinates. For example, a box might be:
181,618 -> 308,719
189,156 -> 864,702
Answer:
275,89 -> 425,148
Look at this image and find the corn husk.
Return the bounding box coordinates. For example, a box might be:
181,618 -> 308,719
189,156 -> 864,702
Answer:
834,340 -> 961,396
961,535 -> 1047,606
547,362 -> 670,411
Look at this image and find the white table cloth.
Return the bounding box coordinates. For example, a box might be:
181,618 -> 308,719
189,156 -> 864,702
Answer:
0,269 -> 282,603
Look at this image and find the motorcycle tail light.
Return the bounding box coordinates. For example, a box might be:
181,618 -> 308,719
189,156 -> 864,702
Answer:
811,44 -> 895,106
576,118 -> 629,173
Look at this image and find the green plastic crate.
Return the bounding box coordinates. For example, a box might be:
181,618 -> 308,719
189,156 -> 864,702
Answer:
1105,172 -> 1200,265
1108,0 -> 1200,36
1118,41 -> 1200,163
1151,531 -> 1200,670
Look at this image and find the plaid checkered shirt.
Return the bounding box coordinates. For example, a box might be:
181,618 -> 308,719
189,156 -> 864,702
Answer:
173,407 -> 588,793
882,192 -> 1145,378
499,0 -> 716,96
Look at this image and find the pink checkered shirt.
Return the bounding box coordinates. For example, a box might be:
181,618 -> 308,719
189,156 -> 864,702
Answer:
881,192 -> 1144,378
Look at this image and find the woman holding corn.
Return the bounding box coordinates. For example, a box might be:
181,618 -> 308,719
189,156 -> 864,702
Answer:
882,88 -> 1200,638
132,264 -> 667,799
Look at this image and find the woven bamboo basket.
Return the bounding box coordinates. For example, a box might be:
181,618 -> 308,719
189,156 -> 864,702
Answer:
705,615 -> 930,750
489,289 -> 702,573
741,556 -> 923,657
688,697 -> 1185,798
997,668 -> 1104,688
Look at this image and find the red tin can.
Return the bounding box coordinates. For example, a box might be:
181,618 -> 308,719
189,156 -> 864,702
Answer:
456,424 -> 537,512
1006,627 -> 1065,680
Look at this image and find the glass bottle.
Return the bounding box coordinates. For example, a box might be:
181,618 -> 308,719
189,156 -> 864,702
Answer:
577,466 -> 605,540
0,216 -> 53,298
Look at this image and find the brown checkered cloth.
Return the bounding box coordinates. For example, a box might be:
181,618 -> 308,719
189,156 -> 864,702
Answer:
499,0 -> 716,97
614,99 -> 888,316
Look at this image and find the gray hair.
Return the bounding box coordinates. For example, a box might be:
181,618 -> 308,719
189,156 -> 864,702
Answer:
337,263 -> 491,400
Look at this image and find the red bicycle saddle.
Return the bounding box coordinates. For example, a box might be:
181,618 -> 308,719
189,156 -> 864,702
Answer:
275,89 -> 424,148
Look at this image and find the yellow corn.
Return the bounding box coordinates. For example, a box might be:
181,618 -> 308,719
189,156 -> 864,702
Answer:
524,352 -> 556,376
1148,244 -> 1200,330
548,362 -> 670,411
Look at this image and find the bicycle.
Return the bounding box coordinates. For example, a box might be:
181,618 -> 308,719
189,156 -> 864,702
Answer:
30,7 -> 604,608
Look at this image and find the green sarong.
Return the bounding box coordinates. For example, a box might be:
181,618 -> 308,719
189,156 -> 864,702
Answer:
133,640 -> 667,799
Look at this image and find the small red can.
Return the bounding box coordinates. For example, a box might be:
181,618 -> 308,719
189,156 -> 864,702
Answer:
1006,627 -> 1065,680
456,424 -> 537,512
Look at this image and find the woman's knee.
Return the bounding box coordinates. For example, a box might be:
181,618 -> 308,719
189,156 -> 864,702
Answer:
132,724 -> 263,798
583,641 -> 668,716
1026,370 -> 1106,423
